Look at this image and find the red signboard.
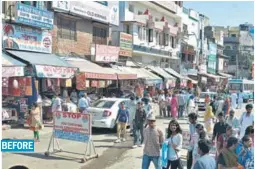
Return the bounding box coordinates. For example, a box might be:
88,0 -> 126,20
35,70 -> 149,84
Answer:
84,72 -> 117,80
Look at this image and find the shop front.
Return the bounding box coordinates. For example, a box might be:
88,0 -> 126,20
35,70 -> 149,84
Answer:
2,51 -> 28,122
6,50 -> 77,121
147,66 -> 176,89
164,68 -> 187,89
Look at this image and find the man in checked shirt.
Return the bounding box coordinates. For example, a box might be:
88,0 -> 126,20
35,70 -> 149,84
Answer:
142,114 -> 164,169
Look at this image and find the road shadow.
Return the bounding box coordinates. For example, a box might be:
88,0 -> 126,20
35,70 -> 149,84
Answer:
13,152 -> 83,163
95,145 -> 131,149
92,139 -> 116,143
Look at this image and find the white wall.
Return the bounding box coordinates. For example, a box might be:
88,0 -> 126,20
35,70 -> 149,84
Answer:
123,1 -> 181,58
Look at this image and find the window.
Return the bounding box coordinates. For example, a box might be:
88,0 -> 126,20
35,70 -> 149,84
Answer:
225,46 -> 231,50
156,31 -> 159,45
138,11 -> 143,15
126,25 -> 130,34
21,1 -> 47,10
138,26 -> 142,39
164,33 -> 169,46
92,100 -> 115,109
155,18 -> 159,22
142,27 -> 146,41
2,1 -> 6,14
148,29 -> 153,42
128,4 -> 134,12
231,34 -> 236,37
170,36 -> 176,48
93,26 -> 107,44
229,84 -> 242,90
231,56 -> 235,62
57,17 -> 77,41
159,33 -> 164,46
183,24 -> 188,33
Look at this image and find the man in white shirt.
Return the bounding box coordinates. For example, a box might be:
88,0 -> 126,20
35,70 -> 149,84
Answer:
52,94 -> 62,112
239,104 -> 254,138
231,92 -> 237,109
237,90 -> 244,109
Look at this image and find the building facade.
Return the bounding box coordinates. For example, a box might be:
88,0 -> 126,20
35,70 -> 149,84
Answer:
114,1 -> 183,69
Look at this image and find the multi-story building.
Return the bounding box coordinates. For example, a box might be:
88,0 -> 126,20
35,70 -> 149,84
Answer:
113,1 -> 183,69
51,1 -> 120,62
223,23 -> 254,79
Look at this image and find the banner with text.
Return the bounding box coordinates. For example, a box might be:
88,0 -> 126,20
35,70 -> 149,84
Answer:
2,24 -> 52,53
35,65 -> 77,78
54,112 -> 91,142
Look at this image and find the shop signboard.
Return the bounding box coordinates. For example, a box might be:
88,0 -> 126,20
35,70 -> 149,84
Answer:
69,1 -> 119,26
15,3 -> 54,29
2,66 -> 24,77
93,44 -> 120,62
2,24 -> 52,53
119,33 -> 133,57
207,42 -> 217,74
35,65 -> 77,78
218,58 -> 224,72
52,1 -> 70,11
54,112 -> 91,142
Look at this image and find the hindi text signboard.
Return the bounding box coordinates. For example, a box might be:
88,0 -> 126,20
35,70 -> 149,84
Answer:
54,112 -> 91,142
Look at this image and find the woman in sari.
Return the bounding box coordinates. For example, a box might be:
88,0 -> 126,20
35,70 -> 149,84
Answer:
29,103 -> 43,142
223,97 -> 231,116
218,137 -> 240,169
204,105 -> 215,133
170,94 -> 178,119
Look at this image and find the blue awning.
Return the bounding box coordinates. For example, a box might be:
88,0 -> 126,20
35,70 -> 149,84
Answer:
2,51 -> 26,66
6,50 -> 74,67
6,50 -> 77,78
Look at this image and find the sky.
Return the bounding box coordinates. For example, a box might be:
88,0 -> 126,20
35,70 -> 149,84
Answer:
184,1 -> 254,26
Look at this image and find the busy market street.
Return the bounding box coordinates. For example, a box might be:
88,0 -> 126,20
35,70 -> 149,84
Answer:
1,1 -> 254,169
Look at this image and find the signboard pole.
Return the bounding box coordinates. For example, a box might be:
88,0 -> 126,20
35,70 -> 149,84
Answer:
44,112 -> 98,163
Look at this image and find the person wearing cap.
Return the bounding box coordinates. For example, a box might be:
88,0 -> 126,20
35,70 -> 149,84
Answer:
142,114 -> 164,169
239,104 -> 254,138
225,109 -> 240,137
132,101 -> 146,148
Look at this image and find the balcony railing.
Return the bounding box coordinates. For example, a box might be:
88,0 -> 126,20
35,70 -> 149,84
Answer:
224,37 -> 239,43
133,45 -> 171,56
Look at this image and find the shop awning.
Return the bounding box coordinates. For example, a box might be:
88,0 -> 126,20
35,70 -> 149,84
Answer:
199,73 -> 223,79
164,68 -> 183,79
218,72 -> 233,78
64,58 -> 118,80
2,51 -> 25,77
186,77 -> 198,84
6,50 -> 77,78
122,67 -> 162,84
148,66 -> 175,80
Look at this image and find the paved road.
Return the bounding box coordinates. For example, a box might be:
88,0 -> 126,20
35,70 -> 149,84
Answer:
2,103 -> 251,169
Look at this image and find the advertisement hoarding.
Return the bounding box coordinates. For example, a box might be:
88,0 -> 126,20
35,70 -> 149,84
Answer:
2,24 -> 52,53
207,42 -> 217,74
119,33 -> 133,57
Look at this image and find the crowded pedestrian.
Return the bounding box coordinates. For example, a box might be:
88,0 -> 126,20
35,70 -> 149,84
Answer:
237,90 -> 244,109
223,97 -> 231,116
163,120 -> 183,169
193,139 -> 216,169
132,101 -> 146,148
204,105 -> 215,133
177,91 -> 186,118
166,93 -> 172,117
236,135 -> 253,167
142,114 -> 164,169
115,102 -> 129,143
70,89 -> 78,104
51,93 -> 62,113
187,113 -> 198,169
239,104 -> 254,139
187,95 -> 196,115
78,94 -> 89,113
225,110 -> 240,138
216,96 -> 225,117
188,124 -> 206,169
129,96 -> 137,132
216,126 -> 233,155
245,126 -> 254,148
159,90 -> 167,117
212,113 -> 229,149
230,92 -> 238,109
170,94 -> 178,119
29,103 -> 43,142
217,137 -> 240,169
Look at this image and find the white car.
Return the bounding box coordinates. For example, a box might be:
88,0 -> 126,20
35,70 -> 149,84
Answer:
197,92 -> 217,110
87,98 -> 131,129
